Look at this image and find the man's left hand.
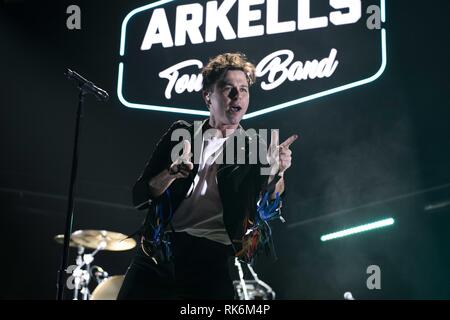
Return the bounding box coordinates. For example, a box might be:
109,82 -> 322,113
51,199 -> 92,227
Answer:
267,130 -> 298,176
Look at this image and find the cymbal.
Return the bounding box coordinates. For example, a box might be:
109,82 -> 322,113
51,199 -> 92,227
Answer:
71,230 -> 136,251
54,234 -> 78,248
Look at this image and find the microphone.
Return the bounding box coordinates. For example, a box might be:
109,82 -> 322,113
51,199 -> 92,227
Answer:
344,292 -> 355,300
65,69 -> 109,102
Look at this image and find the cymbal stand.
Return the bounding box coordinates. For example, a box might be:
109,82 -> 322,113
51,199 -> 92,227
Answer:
71,241 -> 106,300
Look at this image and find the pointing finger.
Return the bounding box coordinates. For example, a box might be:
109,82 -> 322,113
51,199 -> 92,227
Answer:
279,134 -> 299,149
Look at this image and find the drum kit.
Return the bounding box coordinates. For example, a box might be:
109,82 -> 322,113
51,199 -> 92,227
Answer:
54,230 -> 275,300
54,229 -> 136,300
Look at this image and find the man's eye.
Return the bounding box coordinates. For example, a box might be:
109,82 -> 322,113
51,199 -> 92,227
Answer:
240,88 -> 248,93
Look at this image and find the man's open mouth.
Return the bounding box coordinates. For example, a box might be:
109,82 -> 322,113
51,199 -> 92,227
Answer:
229,106 -> 242,113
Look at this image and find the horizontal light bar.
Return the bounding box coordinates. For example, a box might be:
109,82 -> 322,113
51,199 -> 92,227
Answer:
320,218 -> 395,242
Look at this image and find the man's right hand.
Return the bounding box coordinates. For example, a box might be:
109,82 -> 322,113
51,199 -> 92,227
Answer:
168,140 -> 194,179
148,140 -> 193,198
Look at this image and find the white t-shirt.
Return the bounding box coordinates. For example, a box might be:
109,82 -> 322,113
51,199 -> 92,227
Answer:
171,134 -> 232,245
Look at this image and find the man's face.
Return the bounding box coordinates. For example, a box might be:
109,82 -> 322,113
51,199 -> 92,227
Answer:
204,70 -> 250,128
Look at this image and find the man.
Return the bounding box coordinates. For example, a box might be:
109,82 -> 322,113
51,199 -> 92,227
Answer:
118,53 -> 297,300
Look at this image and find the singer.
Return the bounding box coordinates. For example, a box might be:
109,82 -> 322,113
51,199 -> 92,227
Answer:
117,52 -> 297,300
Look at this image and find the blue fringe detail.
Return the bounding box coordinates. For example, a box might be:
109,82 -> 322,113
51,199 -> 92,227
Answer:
148,190 -> 173,262
257,191 -> 281,222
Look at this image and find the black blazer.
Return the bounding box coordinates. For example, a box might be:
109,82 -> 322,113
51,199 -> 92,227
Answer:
132,119 -> 272,257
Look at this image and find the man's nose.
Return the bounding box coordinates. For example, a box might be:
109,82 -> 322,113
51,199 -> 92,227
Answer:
229,87 -> 239,99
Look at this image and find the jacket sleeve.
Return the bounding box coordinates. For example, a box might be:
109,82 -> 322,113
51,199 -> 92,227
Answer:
132,121 -> 187,210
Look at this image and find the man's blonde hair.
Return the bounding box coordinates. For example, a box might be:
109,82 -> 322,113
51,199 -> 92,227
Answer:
201,52 -> 256,91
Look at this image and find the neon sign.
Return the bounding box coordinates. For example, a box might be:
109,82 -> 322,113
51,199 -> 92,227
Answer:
118,0 -> 387,119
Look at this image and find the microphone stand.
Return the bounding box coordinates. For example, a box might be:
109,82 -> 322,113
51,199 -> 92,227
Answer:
56,70 -> 108,300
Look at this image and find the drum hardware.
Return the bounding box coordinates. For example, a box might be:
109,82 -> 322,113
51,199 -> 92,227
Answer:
54,229 -> 135,300
90,275 -> 125,300
72,240 -> 105,300
91,266 -> 109,284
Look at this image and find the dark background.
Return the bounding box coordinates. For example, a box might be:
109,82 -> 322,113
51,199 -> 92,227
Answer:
1,0 -> 449,299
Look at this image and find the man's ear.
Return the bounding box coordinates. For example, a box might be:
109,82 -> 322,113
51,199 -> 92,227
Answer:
202,90 -> 211,109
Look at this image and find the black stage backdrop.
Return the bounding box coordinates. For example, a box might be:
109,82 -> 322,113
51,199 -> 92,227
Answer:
1,0 -> 449,299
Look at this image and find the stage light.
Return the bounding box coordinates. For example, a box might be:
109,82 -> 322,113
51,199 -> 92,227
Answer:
320,217 -> 394,242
